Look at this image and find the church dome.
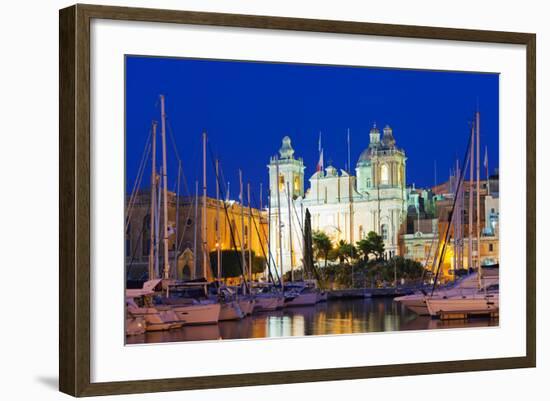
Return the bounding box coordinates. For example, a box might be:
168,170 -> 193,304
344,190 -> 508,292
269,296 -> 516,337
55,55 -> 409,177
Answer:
357,147 -> 374,166
279,136 -> 295,159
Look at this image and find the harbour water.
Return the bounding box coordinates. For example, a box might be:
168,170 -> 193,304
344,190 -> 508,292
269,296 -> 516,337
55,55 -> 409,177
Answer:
127,298 -> 498,344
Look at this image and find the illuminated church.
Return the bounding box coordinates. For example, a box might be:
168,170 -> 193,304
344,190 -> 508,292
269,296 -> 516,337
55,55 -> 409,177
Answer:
268,124 -> 408,272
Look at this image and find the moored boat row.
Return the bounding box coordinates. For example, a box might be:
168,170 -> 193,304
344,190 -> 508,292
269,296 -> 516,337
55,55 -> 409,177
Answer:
126,279 -> 329,335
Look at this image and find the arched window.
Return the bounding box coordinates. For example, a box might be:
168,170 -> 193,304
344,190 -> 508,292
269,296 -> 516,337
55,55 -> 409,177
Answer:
381,224 -> 388,240
380,164 -> 389,185
278,174 -> 285,192
294,175 -> 300,192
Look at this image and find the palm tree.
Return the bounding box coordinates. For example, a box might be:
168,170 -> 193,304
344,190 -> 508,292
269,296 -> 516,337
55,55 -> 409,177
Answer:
312,230 -> 333,269
334,240 -> 356,264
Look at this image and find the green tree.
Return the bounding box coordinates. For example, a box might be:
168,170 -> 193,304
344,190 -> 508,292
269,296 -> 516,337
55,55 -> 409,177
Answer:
356,231 -> 385,261
312,230 -> 333,269
392,256 -> 425,281
209,250 -> 264,278
334,240 -> 357,264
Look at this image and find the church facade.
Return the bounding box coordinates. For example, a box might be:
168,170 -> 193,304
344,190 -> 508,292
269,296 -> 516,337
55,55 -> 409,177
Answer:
268,124 -> 408,273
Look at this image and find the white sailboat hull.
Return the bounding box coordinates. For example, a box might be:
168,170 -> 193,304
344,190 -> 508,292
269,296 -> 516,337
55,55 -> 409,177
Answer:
254,295 -> 281,311
397,298 -> 430,316
316,291 -> 328,303
238,298 -> 255,315
158,310 -> 183,329
127,306 -> 173,331
219,301 -> 244,321
285,291 -> 317,307
426,296 -> 499,317
125,317 -> 146,335
171,303 -> 221,325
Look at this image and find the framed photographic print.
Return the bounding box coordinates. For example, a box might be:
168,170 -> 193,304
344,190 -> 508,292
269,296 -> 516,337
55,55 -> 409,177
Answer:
59,4 -> 536,397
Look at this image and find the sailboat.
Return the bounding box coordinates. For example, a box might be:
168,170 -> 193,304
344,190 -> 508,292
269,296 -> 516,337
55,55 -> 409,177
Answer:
147,96 -> 221,326
424,111 -> 499,318
403,111 -> 499,319
126,279 -> 174,332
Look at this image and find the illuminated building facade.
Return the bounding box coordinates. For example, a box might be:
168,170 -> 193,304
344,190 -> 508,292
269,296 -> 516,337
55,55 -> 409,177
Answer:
268,124 -> 408,273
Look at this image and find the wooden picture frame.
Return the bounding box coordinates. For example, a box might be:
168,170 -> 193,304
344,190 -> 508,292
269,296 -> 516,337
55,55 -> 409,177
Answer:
59,3 -> 536,397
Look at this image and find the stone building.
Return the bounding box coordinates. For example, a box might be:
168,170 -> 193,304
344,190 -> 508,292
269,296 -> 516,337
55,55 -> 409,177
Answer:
125,191 -> 267,281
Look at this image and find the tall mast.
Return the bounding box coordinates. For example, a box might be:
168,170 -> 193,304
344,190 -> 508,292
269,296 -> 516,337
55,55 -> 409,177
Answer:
239,170 -> 246,292
159,95 -> 170,280
454,158 -> 459,278
202,132 -> 208,279
174,160 -> 181,278
148,121 -> 157,280
247,182 -> 253,285
267,190 -> 271,280
155,175 -> 161,277
275,156 -> 284,292
476,111 -> 481,288
348,128 -> 354,258
468,122 -> 474,271
193,180 -> 198,280
260,183 -> 263,211
216,160 -> 221,283
286,181 -> 294,282
347,128 -> 351,178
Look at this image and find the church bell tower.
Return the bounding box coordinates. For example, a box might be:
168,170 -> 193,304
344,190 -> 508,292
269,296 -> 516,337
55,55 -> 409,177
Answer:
268,136 -> 305,206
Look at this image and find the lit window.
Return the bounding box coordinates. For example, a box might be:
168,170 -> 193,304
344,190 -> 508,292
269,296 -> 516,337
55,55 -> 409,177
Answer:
294,175 -> 300,191
279,174 -> 285,192
380,164 -> 389,185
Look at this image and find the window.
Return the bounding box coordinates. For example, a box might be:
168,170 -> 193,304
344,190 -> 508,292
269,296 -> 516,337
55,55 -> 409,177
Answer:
380,164 -> 389,185
381,224 -> 388,240
294,175 -> 300,192
489,243 -> 494,252
279,174 -> 285,192
359,225 -> 364,239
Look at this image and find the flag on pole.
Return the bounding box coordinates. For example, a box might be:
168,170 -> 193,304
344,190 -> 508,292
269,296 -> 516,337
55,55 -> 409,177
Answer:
483,146 -> 488,169
317,149 -> 324,172
318,131 -> 322,153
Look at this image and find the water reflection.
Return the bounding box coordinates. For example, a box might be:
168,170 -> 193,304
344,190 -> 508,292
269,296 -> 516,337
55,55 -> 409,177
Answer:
126,298 -> 498,345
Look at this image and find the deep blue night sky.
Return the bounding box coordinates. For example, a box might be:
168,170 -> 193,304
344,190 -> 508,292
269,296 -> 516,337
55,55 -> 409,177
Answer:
126,56 -> 499,207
